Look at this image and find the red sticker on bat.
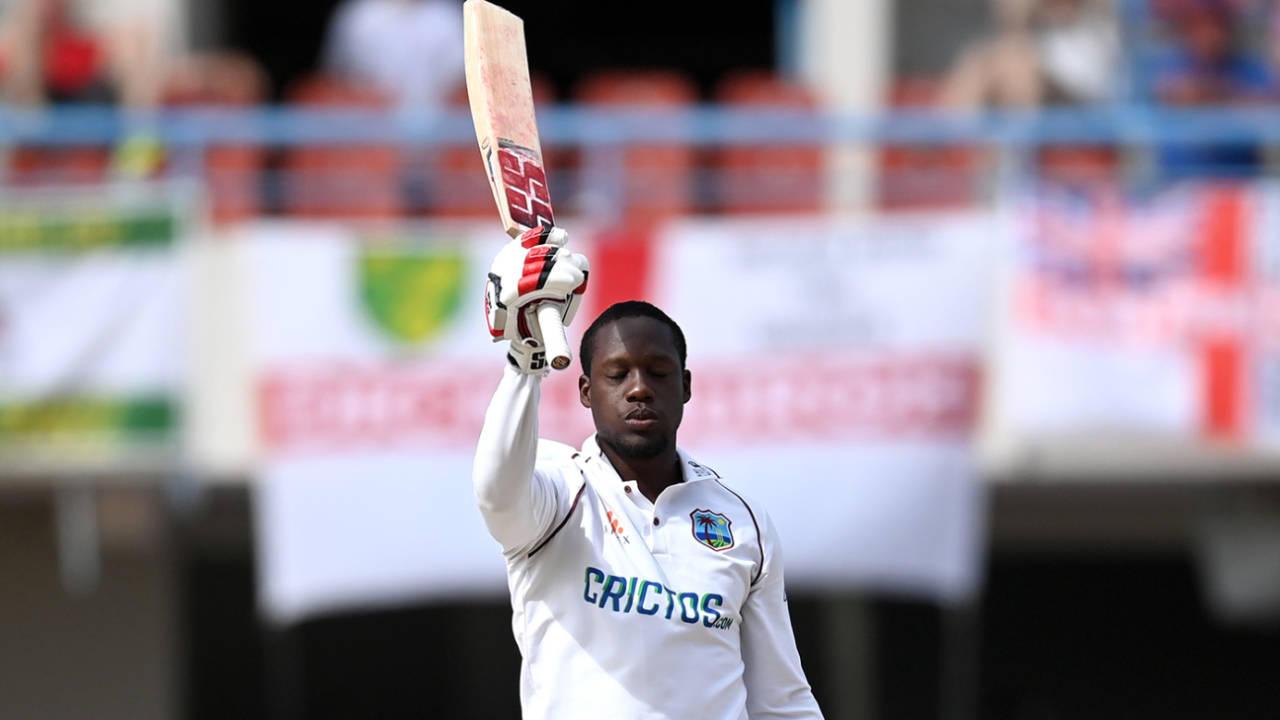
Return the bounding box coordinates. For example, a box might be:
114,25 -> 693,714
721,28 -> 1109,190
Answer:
497,145 -> 554,229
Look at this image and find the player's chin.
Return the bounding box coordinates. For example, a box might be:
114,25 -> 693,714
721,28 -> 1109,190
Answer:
609,431 -> 670,460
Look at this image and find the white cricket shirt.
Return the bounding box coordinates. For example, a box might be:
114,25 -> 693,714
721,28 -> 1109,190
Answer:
474,367 -> 823,719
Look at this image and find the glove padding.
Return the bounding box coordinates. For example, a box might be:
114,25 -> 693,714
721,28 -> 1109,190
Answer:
485,225 -> 589,346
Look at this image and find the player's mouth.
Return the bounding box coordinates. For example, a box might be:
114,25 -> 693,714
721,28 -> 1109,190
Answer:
624,408 -> 659,430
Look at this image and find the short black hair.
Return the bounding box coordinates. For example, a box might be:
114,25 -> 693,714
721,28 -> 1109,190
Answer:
579,301 -> 687,375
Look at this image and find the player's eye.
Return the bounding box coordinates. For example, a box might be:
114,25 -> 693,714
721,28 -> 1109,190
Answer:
647,363 -> 674,378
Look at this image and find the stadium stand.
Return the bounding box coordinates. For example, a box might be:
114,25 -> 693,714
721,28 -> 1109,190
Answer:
163,53 -> 269,223
574,70 -> 698,223
878,76 -> 983,210
713,70 -> 823,214
282,74 -> 402,218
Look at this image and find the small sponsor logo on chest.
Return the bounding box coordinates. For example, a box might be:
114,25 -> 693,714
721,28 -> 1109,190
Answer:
605,510 -> 630,543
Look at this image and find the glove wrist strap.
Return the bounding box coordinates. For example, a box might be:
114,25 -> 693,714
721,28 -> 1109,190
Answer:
507,338 -> 549,376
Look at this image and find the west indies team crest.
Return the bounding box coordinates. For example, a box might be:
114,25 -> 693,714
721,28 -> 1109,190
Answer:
690,509 -> 734,552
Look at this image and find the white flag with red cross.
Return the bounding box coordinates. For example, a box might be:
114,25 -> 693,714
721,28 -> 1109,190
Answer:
987,182 -> 1280,471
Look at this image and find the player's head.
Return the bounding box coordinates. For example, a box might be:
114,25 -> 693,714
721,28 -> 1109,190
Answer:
578,301 -> 691,461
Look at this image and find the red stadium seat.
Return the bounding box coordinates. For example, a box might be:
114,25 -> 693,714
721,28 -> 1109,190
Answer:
283,75 -> 402,219
574,70 -> 698,223
713,70 -> 822,214
877,76 -> 982,211
1037,145 -> 1121,188
7,146 -> 110,185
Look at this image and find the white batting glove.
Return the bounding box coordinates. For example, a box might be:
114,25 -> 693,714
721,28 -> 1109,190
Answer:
484,225 -> 589,350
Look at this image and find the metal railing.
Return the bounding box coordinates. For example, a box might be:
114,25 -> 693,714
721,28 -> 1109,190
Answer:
3,104 -> 1280,145
2,104 -> 1278,218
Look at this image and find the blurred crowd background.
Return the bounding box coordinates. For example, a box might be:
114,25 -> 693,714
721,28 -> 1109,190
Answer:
1,0 -> 1279,719
7,0 -> 1280,209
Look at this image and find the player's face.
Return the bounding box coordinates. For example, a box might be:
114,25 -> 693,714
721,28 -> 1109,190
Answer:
579,316 -> 692,461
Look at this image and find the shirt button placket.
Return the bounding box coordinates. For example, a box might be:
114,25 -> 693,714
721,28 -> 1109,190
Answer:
649,514 -> 666,554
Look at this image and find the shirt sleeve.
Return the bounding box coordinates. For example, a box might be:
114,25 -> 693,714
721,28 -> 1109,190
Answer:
472,365 -> 569,555
740,510 -> 824,719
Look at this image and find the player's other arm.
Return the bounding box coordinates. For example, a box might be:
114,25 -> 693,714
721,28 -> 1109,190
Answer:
471,227 -> 588,553
740,510 -> 824,719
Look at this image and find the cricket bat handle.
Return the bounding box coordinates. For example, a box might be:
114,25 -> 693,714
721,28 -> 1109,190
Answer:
537,302 -> 572,371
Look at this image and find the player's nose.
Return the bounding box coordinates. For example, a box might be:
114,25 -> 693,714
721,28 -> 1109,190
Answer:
624,371 -> 653,402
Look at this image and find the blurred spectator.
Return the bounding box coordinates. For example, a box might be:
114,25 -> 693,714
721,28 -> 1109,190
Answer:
84,0 -> 186,179
0,0 -> 188,179
1273,0 -> 1280,76
938,0 -> 1122,190
0,0 -> 185,108
96,0 -> 186,113
1149,0 -> 1276,177
941,0 -> 1044,109
1151,0 -> 1273,104
1038,0 -> 1120,104
321,0 -> 464,112
942,0 -> 1120,109
0,0 -> 113,104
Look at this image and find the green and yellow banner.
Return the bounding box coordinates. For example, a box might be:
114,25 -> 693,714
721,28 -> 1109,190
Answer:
0,186 -> 190,474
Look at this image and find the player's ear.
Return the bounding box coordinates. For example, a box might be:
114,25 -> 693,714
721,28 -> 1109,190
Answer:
579,373 -> 592,408
682,369 -> 691,404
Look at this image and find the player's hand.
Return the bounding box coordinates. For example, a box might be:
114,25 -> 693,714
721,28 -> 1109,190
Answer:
485,226 -> 589,345
503,305 -> 552,374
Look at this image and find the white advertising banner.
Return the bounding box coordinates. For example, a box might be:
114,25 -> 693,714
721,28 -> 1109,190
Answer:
249,214 -> 995,623
1255,183 -> 1280,448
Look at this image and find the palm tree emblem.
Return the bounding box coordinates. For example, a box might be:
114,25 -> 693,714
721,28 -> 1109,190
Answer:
692,510 -> 733,551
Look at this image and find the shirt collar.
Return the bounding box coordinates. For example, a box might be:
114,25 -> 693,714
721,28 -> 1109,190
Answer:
580,434 -> 716,485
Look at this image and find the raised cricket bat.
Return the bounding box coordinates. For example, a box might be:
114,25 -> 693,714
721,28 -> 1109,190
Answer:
464,0 -> 572,371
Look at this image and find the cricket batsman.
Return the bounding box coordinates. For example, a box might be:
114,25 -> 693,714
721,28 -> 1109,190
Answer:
473,226 -> 824,718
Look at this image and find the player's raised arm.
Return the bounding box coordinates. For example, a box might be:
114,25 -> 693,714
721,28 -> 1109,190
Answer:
472,226 -> 589,553
739,510 -> 824,718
